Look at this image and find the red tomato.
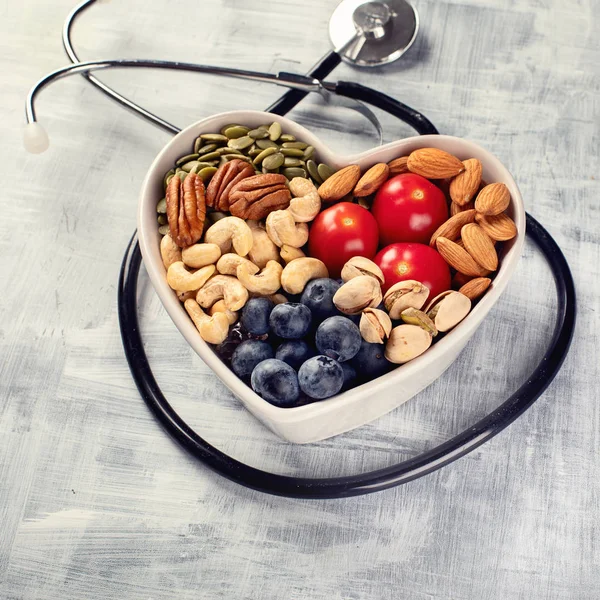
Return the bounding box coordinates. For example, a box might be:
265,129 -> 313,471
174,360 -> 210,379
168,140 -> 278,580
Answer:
371,173 -> 448,245
375,243 -> 451,299
309,202 -> 379,278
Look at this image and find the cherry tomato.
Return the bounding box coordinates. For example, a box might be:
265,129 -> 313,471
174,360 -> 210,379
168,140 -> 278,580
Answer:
371,173 -> 448,245
309,202 -> 379,278
375,242 -> 451,299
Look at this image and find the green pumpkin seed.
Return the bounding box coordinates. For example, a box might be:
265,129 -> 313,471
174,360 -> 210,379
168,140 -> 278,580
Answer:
268,122 -> 282,141
201,133 -> 228,143
220,123 -> 240,135
181,160 -> 200,173
195,143 -> 218,155
177,171 -> 188,182
302,145 -> 315,161
283,167 -> 307,179
193,137 -> 203,154
176,153 -> 199,166
283,157 -> 304,168
222,154 -> 253,163
157,214 -> 168,225
190,161 -> 215,174
281,141 -> 308,150
248,128 -> 269,139
262,164 -> 278,174
256,139 -> 278,150
280,148 -> 304,157
279,134 -> 296,142
228,135 -> 254,150
224,125 -> 250,139
163,169 -> 175,188
248,147 -> 263,157
198,166 -> 218,181
262,152 -> 285,170
219,156 -> 229,167
306,160 -> 322,184
197,151 -> 221,162
156,198 -> 167,213
318,163 -> 335,181
253,146 -> 278,165
258,124 -> 270,130
158,224 -> 170,235
218,147 -> 242,155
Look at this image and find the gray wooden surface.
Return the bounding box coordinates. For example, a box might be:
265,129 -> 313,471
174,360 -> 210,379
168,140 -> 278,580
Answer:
1,0 -> 598,598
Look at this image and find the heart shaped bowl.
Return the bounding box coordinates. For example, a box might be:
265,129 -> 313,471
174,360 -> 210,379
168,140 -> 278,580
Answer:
138,110 -> 525,444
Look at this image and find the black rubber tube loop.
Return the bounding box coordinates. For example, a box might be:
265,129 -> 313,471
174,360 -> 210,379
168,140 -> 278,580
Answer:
266,51 -> 342,116
333,81 -> 439,135
118,213 -> 576,498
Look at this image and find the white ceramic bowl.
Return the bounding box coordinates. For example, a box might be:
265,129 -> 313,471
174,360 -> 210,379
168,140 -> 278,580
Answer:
138,110 -> 525,444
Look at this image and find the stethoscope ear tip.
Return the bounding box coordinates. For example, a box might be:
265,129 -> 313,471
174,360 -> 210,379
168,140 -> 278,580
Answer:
23,122 -> 49,154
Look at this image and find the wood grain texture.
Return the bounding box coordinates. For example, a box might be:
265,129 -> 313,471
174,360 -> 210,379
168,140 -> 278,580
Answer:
1,0 -> 599,598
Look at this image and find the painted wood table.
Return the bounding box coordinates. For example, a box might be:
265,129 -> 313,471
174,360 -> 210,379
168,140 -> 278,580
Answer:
1,0 -> 598,598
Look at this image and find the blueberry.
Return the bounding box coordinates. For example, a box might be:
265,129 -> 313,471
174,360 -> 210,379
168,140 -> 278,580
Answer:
315,316 -> 362,362
251,359 -> 300,407
231,340 -> 274,379
300,278 -> 342,321
269,303 -> 312,339
298,355 -> 344,399
241,297 -> 274,336
340,362 -> 357,391
275,340 -> 314,370
350,340 -> 394,381
214,322 -> 248,363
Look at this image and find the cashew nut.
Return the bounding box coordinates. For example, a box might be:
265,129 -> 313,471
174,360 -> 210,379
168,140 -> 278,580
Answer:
167,262 -> 215,292
204,216 -> 253,256
280,257 -> 329,294
248,224 -> 280,268
181,243 -> 221,268
160,233 -> 182,269
237,260 -> 283,295
288,177 -> 321,222
265,210 -> 309,248
177,290 -> 197,303
217,253 -> 259,276
196,274 -> 248,311
280,244 -> 305,264
209,299 -> 238,325
184,299 -> 230,345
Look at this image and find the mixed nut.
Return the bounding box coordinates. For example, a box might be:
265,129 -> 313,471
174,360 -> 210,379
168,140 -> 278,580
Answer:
156,122 -> 519,408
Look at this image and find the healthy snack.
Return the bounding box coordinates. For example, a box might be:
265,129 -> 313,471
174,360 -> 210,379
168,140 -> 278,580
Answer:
157,126 -> 518,408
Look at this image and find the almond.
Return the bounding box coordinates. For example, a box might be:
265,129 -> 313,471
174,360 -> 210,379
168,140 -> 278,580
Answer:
449,158 -> 482,206
459,277 -> 492,301
429,209 -> 477,247
475,212 -> 517,241
461,223 -> 498,271
407,148 -> 465,179
317,165 -> 361,203
452,271 -> 474,289
436,237 -> 489,277
353,163 -> 389,197
474,182 -> 510,215
450,200 -> 475,216
387,156 -> 409,175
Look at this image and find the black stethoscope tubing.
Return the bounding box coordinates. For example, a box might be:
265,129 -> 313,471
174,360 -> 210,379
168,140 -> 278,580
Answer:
116,79 -> 576,498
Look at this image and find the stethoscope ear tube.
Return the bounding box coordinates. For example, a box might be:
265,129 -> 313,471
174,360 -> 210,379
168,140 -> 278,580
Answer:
118,214 -> 575,498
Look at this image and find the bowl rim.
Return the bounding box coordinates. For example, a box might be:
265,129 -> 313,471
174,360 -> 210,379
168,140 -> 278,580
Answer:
138,110 -> 525,424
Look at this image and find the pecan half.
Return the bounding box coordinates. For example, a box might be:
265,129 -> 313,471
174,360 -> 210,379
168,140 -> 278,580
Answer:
166,172 -> 206,247
205,159 -> 255,211
229,174 -> 291,220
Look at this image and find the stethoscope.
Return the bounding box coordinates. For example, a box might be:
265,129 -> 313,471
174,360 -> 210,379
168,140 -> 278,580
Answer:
26,0 -> 576,498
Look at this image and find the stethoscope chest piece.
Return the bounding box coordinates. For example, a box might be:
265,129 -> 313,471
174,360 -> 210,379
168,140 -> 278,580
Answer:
329,0 -> 419,67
